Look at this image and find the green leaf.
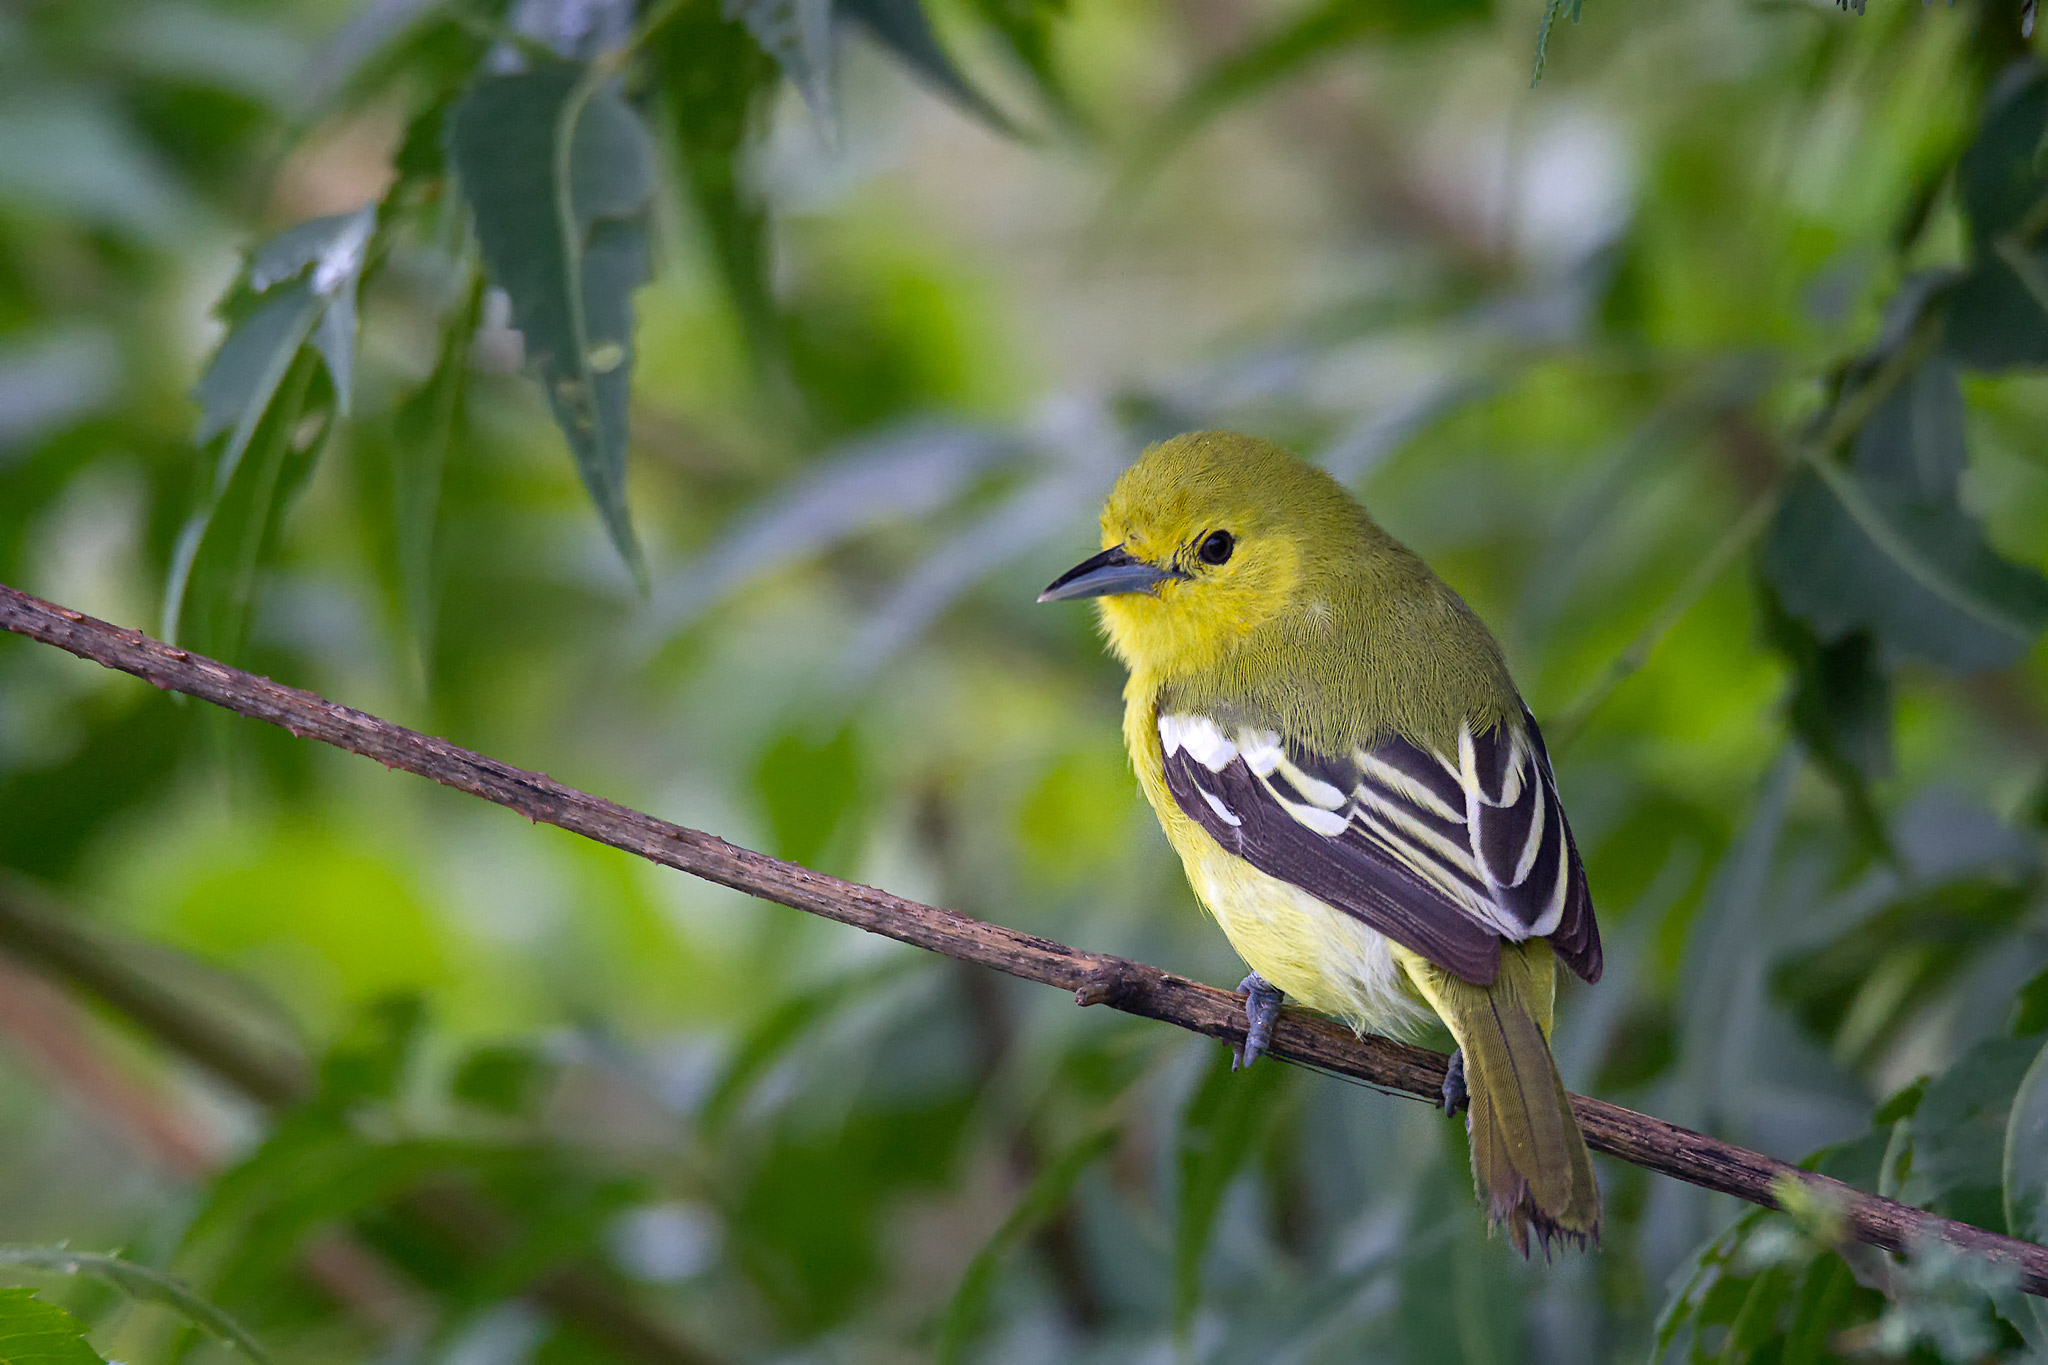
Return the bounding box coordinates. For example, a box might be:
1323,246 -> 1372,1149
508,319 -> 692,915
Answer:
726,0 -> 836,133
653,3 -> 785,368
2014,964 -> 2048,1038
1957,65 -> 2048,249
2002,1039 -> 2048,1349
752,723 -> 865,872
936,1123 -> 1117,1362
453,1042 -> 552,1117
962,0 -> 1077,127
448,61 -> 654,582
1898,1034 -> 2042,1233
1758,585 -> 1891,849
1530,0 -> 1581,87
167,206 -> 373,652
0,1249 -> 269,1364
1763,459 -> 2048,673
0,1288 -> 104,1365
1173,1044 -> 1287,1339
839,0 -> 1017,132
391,269 -> 486,668
1127,0 -> 1487,183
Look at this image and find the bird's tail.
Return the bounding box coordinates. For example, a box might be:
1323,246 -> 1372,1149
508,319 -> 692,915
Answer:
1403,940 -> 1601,1255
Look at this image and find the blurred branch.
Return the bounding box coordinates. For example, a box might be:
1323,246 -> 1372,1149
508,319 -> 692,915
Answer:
7,582 -> 2048,1296
0,874 -> 721,1363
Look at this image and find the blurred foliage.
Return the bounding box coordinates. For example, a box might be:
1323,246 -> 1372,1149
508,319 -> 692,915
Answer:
5,0 -> 2048,1360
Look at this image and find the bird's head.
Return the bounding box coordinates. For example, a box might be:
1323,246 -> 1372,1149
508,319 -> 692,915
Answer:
1039,431 -> 1368,676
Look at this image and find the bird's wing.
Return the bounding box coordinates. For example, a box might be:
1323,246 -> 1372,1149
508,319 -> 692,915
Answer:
1159,708 -> 1601,987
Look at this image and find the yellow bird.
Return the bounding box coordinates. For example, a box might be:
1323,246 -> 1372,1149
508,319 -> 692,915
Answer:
1039,430 -> 1602,1252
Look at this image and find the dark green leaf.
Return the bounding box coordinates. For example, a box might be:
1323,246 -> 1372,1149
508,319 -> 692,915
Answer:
391,269 -> 485,667
1898,1034 -> 2041,1231
1943,255 -> 2048,371
0,1249 -> 269,1364
1531,0 -> 1581,86
453,1042 -> 552,1117
0,1288 -> 105,1365
839,0 -> 1017,132
2003,1040 -> 2048,1350
726,0 -> 836,131
654,3 -> 784,368
2014,964 -> 2048,1037
1957,65 -> 2048,248
937,1123 -> 1117,1363
962,0 -> 1077,126
1763,460 -> 2048,672
448,61 -> 654,581
1173,1044 -> 1286,1337
1758,583 -> 1891,847
1852,357 -> 1964,498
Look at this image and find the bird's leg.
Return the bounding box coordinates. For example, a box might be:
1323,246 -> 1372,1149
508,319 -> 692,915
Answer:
1234,973 -> 1284,1070
1441,1048 -> 1469,1116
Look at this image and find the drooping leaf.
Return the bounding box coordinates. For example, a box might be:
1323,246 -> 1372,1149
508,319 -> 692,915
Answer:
838,0 -> 1017,132
1897,1034 -> 2042,1233
1530,0 -> 1581,86
391,269 -> 486,668
0,1288 -> 105,1365
1173,1044 -> 1287,1338
962,0 -> 1077,127
653,2 -> 784,367
936,1123 -> 1117,1363
167,205 -> 374,652
1763,459 -> 2048,673
726,0 -> 836,132
0,1249 -> 269,1364
448,60 -> 654,581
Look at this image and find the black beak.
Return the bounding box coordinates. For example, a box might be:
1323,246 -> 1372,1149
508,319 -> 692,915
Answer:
1037,544 -> 1179,603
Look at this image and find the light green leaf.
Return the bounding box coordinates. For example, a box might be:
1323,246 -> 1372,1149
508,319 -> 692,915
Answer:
0,1249 -> 269,1364
0,1288 -> 105,1365
449,61 -> 653,582
937,1123 -> 1117,1363
168,206 -> 373,650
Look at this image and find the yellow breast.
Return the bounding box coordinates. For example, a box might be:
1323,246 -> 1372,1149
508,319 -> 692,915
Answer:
1123,677 -> 1427,1036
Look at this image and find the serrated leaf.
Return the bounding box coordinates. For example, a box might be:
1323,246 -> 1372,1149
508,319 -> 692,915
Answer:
0,1288 -> 104,1365
1173,1044 -> 1287,1338
448,61 -> 653,581
1763,460 -> 2048,673
937,1123 -> 1117,1363
0,1249 -> 268,1363
838,0 -> 1016,132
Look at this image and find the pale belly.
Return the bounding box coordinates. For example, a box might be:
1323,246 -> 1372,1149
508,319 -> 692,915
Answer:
1181,835 -> 1429,1037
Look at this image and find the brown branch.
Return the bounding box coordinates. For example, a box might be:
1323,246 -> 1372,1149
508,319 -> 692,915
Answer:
5,581 -> 2047,1297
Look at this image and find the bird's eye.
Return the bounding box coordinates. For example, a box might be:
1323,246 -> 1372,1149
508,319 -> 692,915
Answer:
1197,530 -> 1235,566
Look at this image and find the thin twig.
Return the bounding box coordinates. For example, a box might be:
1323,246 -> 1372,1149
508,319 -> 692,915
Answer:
5,581 -> 2048,1294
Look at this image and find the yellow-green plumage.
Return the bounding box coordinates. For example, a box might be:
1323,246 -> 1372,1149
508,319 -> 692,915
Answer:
1059,430 -> 1601,1252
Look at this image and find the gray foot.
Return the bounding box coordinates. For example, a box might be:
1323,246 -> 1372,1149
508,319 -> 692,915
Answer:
1233,973 -> 1284,1070
1441,1048 -> 1468,1116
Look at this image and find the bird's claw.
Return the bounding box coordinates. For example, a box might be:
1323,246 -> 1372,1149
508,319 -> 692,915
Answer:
1441,1047 -> 1468,1116
1233,973 -> 1284,1070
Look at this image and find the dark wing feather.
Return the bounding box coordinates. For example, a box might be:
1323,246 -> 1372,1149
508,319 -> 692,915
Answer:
1160,708 -> 1603,988
1164,742 -> 1504,986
